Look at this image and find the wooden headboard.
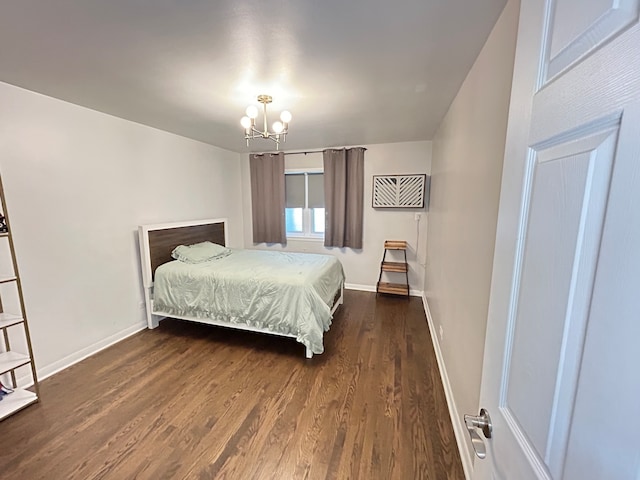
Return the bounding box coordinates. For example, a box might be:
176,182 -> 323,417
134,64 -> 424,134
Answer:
139,218 -> 227,287
148,223 -> 225,278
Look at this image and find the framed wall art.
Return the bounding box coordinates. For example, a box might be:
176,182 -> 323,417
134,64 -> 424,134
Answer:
372,174 -> 428,208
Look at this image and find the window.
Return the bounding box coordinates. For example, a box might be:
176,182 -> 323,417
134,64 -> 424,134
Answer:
285,171 -> 324,238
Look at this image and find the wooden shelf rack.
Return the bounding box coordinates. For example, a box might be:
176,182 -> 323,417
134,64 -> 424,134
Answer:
376,240 -> 410,297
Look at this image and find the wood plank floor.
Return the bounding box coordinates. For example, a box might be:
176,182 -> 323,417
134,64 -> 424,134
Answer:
0,291 -> 464,480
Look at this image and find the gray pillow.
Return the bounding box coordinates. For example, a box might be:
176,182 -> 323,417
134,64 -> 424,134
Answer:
171,241 -> 230,263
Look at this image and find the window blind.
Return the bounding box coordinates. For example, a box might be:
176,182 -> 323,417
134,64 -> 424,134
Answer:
285,173 -> 305,208
308,173 -> 324,208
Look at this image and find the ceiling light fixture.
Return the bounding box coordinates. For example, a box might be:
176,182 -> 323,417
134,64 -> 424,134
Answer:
241,95 -> 291,150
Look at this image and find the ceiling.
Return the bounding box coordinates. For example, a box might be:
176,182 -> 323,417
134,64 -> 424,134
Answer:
0,0 -> 507,153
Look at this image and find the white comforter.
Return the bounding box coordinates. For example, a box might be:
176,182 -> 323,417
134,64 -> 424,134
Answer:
152,249 -> 344,354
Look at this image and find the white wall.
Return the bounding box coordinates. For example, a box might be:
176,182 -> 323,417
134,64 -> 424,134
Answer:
0,82 -> 244,380
241,141 -> 431,294
424,0 -> 520,471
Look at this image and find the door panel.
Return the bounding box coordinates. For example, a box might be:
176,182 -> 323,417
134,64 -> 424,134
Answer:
504,128 -> 616,473
546,0 -> 639,80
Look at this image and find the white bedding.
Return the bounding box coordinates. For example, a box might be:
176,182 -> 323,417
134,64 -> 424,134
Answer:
152,249 -> 345,354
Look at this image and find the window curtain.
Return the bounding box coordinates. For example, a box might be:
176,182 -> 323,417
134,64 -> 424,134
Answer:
250,152 -> 286,244
323,147 -> 365,248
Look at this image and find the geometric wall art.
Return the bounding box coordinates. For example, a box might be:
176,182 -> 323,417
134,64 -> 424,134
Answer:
372,174 -> 429,208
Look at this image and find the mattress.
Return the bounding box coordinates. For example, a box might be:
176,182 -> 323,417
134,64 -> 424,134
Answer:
152,249 -> 345,354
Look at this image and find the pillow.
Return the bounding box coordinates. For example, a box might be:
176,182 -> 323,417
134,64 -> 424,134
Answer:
171,241 -> 230,264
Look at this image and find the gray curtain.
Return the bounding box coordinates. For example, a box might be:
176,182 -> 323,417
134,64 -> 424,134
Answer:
323,147 -> 365,248
250,152 -> 286,244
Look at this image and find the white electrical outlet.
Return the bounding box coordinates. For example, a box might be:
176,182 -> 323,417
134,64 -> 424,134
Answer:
439,324 -> 444,341
414,212 -> 422,221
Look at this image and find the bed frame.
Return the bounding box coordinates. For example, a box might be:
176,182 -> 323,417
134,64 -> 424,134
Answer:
138,218 -> 343,358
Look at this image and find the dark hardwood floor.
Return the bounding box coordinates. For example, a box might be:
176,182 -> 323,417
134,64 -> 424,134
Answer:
0,291 -> 464,480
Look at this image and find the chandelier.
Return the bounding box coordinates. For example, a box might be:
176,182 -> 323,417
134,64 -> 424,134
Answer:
240,95 -> 292,150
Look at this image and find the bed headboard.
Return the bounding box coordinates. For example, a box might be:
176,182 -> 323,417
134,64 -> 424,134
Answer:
138,218 -> 227,287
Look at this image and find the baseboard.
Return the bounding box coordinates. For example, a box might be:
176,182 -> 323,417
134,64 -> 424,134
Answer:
346,283 -> 423,297
36,321 -> 147,382
345,282 -> 377,292
422,294 -> 473,480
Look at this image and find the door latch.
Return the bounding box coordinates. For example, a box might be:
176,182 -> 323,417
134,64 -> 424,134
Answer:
464,408 -> 492,459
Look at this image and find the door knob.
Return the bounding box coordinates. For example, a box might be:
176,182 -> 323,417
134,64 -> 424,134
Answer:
464,408 -> 492,459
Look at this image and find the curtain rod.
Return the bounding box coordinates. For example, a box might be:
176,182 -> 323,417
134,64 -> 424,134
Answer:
284,149 -> 325,155
252,147 -> 367,156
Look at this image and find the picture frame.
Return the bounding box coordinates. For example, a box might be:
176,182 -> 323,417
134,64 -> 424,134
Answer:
372,174 -> 428,208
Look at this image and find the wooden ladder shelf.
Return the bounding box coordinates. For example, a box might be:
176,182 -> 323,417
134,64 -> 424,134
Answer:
377,240 -> 410,297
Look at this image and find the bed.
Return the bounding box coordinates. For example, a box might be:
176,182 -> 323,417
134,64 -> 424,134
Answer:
138,218 -> 344,358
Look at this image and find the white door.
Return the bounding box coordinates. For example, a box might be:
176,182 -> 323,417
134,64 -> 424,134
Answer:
471,1 -> 640,479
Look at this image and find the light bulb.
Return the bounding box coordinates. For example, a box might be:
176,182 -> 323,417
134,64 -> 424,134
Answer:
240,116 -> 252,129
280,110 -> 292,123
272,121 -> 284,134
246,105 -> 258,119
